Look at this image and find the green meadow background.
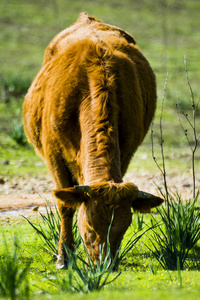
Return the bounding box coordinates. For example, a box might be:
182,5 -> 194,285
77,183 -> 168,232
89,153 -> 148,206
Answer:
0,0 -> 200,178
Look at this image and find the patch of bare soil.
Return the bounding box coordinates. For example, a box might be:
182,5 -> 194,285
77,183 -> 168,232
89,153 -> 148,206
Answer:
0,171 -> 199,213
0,175 -> 54,212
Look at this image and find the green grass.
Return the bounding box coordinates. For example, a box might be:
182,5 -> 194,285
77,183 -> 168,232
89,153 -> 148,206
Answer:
0,212 -> 200,299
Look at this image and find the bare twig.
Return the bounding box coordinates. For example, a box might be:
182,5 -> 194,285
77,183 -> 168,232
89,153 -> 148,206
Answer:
176,57 -> 200,199
151,73 -> 169,204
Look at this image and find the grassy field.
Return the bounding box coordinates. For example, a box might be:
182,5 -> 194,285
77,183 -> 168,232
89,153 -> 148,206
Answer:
0,0 -> 200,178
0,0 -> 200,299
0,207 -> 200,299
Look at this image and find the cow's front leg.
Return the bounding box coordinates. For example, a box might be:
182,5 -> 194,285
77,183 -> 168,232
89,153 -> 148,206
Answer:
56,200 -> 75,269
44,151 -> 76,268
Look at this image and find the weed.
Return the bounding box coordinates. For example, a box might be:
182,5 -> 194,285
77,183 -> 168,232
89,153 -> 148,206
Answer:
46,219 -> 121,293
136,213 -> 144,231
0,234 -> 32,300
9,122 -> 28,146
148,252 -> 159,275
23,199 -> 81,257
151,62 -> 200,271
58,219 -> 121,293
47,244 -> 120,293
149,192 -> 200,270
70,243 -> 120,293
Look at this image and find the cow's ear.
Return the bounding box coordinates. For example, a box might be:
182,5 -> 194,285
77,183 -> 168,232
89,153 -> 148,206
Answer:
53,187 -> 85,209
132,193 -> 163,213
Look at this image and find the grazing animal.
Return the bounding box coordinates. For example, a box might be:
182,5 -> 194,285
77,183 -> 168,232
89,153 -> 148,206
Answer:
23,13 -> 163,268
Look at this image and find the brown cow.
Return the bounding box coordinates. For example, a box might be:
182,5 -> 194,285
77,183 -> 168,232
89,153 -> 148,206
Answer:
23,13 -> 163,269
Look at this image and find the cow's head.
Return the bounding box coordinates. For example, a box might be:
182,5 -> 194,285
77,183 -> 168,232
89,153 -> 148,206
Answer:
53,182 -> 163,261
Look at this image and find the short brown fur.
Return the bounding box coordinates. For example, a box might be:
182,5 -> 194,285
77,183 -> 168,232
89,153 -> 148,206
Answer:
23,13 -> 162,268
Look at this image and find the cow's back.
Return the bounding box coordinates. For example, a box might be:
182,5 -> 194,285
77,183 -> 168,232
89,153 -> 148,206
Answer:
23,13 -> 156,182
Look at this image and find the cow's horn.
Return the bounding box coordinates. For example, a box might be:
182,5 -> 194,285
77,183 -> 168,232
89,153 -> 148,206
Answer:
74,185 -> 91,192
138,190 -> 157,199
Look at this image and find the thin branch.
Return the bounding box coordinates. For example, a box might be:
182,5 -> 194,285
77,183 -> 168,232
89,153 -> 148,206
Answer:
151,121 -> 163,174
176,96 -> 193,151
151,73 -> 169,205
176,57 -> 200,199
160,73 -> 169,203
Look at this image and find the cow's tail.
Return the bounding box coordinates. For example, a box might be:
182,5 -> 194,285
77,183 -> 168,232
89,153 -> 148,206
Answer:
86,43 -> 120,172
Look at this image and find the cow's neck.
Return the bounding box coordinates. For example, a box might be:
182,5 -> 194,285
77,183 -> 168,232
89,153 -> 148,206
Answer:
80,125 -> 122,185
79,87 -> 122,185
83,154 -> 123,184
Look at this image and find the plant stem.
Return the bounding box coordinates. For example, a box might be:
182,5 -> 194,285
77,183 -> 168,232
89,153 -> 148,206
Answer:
176,57 -> 200,199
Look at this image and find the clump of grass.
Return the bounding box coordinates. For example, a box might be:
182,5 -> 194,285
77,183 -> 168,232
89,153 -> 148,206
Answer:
149,191 -> 200,270
23,199 -> 81,257
9,122 -> 28,146
56,219 -> 158,292
1,74 -> 30,97
49,223 -> 121,293
136,213 -> 144,231
48,246 -> 120,293
0,235 -> 32,300
151,61 -> 200,271
68,243 -> 120,293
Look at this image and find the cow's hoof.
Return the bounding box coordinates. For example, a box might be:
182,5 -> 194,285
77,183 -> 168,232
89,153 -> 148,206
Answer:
56,255 -> 65,269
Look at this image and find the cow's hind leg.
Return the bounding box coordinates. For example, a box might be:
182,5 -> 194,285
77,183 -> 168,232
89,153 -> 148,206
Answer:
45,153 -> 76,269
